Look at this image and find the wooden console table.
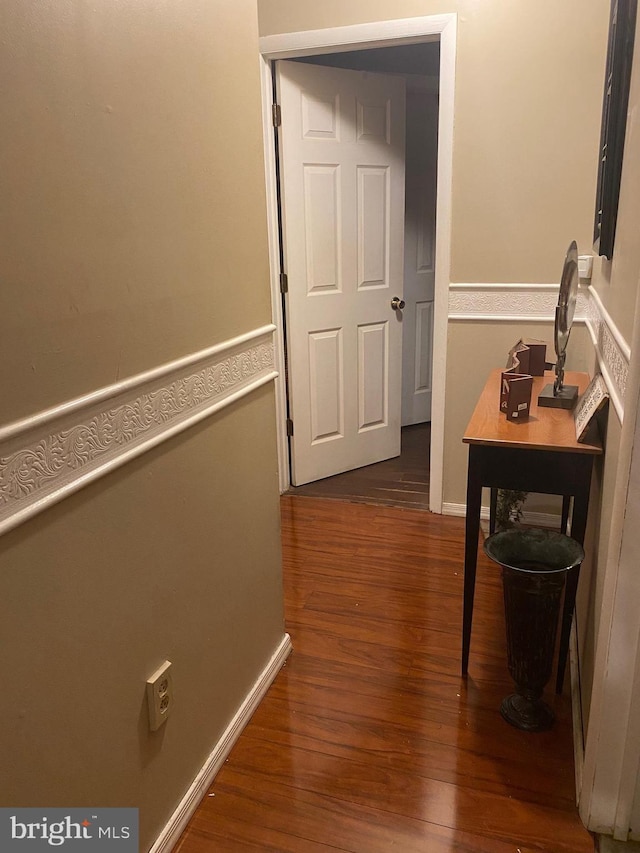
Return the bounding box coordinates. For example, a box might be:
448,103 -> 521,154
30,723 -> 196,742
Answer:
462,369 -> 602,693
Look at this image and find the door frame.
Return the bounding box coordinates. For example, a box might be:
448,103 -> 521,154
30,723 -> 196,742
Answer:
258,14 -> 457,513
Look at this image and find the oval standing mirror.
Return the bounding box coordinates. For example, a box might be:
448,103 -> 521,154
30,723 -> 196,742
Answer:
538,241 -> 579,409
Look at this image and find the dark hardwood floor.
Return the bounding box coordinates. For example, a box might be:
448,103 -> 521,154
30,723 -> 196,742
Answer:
287,422 -> 430,510
175,497 -> 593,852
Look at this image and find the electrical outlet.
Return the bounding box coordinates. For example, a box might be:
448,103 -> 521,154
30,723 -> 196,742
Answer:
146,660 -> 173,731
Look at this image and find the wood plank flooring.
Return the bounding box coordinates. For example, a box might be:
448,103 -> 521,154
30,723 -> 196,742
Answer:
174,497 -> 594,853
287,423 -> 430,510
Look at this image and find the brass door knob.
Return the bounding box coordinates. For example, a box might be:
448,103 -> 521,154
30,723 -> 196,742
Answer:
391,296 -> 405,310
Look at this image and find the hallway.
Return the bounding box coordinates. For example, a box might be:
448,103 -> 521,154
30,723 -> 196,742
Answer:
175,497 -> 592,852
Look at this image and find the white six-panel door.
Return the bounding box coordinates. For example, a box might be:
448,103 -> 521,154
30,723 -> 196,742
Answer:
276,61 -> 406,486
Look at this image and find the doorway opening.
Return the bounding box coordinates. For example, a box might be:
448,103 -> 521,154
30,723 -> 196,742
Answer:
281,46 -> 438,510
259,14 -> 457,514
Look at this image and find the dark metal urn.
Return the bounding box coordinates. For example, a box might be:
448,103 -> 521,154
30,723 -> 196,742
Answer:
483,528 -> 584,732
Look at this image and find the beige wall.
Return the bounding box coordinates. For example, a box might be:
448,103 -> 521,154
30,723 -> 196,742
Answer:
1,389 -> 284,847
1,0 -> 273,422
258,0 -> 609,283
0,1 -> 284,849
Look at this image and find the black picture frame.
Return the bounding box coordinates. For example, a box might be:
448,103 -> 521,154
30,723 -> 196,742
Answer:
593,0 -> 637,260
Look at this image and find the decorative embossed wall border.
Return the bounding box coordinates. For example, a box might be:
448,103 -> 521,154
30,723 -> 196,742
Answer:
448,283 -> 629,420
0,325 -> 277,537
583,286 -> 630,421
448,283 -> 591,321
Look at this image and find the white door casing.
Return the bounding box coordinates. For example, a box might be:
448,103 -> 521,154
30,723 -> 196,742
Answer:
402,88 -> 437,426
277,61 -> 406,485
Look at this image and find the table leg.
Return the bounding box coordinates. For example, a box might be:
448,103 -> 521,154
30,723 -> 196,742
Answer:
556,485 -> 590,693
462,447 -> 483,676
489,487 -> 498,534
560,495 -> 571,535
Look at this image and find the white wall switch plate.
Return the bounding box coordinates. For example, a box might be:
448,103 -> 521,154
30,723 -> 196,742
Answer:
578,254 -> 594,280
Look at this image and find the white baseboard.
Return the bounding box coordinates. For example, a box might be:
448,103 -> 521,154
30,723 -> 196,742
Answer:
149,632 -> 292,853
441,502 -> 561,530
441,501 -> 489,520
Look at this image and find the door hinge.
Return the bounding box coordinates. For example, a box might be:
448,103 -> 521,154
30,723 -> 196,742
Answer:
280,272 -> 288,293
286,418 -> 294,437
272,103 -> 281,127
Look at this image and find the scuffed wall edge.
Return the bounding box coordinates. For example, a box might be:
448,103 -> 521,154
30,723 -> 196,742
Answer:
0,325 -> 277,538
571,619 -> 585,804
